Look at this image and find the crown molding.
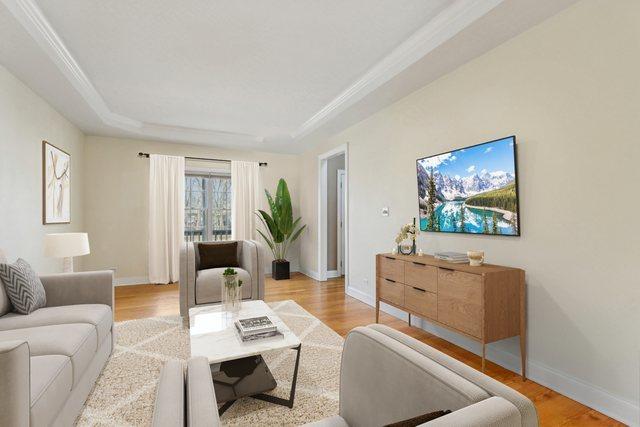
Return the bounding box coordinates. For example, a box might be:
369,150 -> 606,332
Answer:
3,0 -> 502,149
1,0 -> 264,146
290,0 -> 505,142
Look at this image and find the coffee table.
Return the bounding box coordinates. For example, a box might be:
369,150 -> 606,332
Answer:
189,300 -> 302,414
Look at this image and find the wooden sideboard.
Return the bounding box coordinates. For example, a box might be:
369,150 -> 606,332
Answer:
375,253 -> 526,380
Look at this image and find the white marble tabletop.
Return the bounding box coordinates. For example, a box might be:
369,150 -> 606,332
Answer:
189,300 -> 301,364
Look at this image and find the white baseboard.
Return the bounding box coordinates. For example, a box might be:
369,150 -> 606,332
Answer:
345,286 -> 375,305
298,268 -> 321,281
326,270 -> 341,279
360,291 -> 639,426
114,276 -> 149,286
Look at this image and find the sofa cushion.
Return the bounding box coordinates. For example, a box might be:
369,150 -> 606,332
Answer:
0,323 -> 97,386
0,259 -> 46,314
30,354 -> 72,427
197,241 -> 239,270
195,268 -> 251,304
0,304 -> 112,344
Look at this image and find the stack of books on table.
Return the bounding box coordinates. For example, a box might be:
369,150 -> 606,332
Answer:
235,316 -> 282,342
434,252 -> 469,264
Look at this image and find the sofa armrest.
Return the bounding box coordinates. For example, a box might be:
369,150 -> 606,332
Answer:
40,270 -> 114,310
180,242 -> 196,321
186,357 -> 220,427
423,397 -> 522,426
240,240 -> 264,300
152,360 -> 185,427
0,340 -> 30,427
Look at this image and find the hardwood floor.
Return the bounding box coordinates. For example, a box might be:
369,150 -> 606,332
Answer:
114,273 -> 622,427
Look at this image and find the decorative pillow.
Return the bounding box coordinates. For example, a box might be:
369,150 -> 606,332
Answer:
0,258 -> 47,314
197,242 -> 239,270
383,410 -> 452,427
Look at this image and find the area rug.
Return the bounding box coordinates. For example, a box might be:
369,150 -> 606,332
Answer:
76,300 -> 343,426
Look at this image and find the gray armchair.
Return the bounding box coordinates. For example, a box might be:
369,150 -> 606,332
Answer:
179,240 -> 264,323
305,324 -> 537,427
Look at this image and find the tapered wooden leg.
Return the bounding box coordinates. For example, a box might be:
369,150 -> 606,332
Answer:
408,313 -> 411,327
481,342 -> 486,372
520,271 -> 527,381
375,299 -> 380,323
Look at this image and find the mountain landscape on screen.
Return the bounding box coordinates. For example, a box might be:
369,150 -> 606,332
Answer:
416,136 -> 519,235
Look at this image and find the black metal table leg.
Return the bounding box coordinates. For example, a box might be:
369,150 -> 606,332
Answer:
251,344 -> 302,408
218,399 -> 236,415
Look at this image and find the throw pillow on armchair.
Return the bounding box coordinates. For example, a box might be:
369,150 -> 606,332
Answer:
197,241 -> 239,270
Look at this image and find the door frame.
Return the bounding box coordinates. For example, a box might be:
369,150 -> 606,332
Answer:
317,144 -> 348,285
336,169 -> 346,276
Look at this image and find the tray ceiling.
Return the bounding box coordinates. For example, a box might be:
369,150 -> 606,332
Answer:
0,0 -> 577,152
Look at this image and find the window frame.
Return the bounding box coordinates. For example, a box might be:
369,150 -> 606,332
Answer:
184,170 -> 232,242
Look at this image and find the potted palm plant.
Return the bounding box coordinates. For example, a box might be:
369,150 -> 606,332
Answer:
255,178 -> 306,280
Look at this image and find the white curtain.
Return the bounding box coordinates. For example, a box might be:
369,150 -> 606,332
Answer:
149,155 -> 185,284
231,161 -> 261,240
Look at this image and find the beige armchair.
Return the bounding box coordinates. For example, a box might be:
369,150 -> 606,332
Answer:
179,240 -> 264,324
305,324 -> 538,427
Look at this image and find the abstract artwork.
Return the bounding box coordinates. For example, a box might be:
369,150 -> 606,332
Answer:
416,136 -> 520,236
43,141 -> 70,224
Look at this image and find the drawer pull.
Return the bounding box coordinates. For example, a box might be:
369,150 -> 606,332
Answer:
412,286 -> 426,292
440,267 -> 455,272
384,256 -> 395,260
412,262 -> 426,266
385,278 -> 396,283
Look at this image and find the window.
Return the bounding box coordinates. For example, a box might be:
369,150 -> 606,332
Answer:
184,173 -> 232,242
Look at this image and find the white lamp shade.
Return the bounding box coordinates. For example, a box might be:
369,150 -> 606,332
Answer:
44,233 -> 90,258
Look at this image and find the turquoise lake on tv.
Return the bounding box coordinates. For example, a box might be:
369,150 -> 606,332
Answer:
420,201 -> 517,235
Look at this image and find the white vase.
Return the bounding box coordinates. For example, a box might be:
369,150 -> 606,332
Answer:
222,274 -> 241,312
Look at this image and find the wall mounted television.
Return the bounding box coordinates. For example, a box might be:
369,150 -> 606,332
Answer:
416,135 -> 520,236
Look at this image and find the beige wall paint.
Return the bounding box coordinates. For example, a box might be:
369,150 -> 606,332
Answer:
0,64 -> 86,273
82,136 -> 301,282
327,154 -> 345,271
298,0 -> 639,422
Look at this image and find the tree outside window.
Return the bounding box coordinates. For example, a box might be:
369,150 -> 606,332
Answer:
184,173 -> 231,242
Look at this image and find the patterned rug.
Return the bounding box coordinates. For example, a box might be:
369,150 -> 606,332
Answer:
76,300 -> 343,426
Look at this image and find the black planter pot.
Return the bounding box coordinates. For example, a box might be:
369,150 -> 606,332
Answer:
272,260 -> 290,280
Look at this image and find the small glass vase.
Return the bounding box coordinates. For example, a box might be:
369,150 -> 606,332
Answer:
222,274 -> 242,313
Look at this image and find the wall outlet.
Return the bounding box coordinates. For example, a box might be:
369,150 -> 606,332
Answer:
381,207 -> 389,216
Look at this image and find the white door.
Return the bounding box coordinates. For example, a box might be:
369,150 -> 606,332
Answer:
337,169 -> 346,276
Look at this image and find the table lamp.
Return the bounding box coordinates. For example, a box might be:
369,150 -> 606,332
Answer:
44,233 -> 90,273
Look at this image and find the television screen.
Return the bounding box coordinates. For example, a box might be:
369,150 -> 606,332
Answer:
416,136 -> 520,236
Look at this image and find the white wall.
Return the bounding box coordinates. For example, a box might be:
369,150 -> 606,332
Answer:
0,64 -> 86,273
298,0 -> 640,424
82,136 -> 301,283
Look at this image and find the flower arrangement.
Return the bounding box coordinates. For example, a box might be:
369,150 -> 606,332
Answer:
395,218 -> 419,255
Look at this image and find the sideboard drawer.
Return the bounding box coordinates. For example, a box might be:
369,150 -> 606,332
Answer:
378,256 -> 404,283
405,286 -> 437,320
437,268 -> 483,338
378,277 -> 404,307
404,262 -> 437,292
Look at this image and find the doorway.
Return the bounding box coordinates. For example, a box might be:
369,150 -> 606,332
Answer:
318,145 -> 348,286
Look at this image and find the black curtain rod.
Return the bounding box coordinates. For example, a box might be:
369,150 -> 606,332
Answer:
137,152 -> 267,166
